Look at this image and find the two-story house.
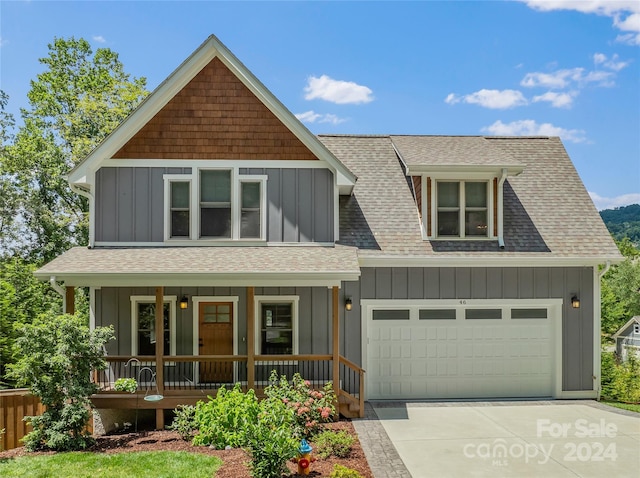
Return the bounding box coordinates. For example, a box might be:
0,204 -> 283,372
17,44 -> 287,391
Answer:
35,35 -> 621,429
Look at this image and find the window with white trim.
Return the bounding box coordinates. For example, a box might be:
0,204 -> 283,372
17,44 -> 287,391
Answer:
164,169 -> 266,242
437,180 -> 489,238
169,180 -> 191,238
255,296 -> 299,355
130,296 -> 177,356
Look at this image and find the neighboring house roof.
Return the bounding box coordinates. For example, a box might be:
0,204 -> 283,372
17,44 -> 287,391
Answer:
67,34 -> 356,190
392,135 -> 523,175
34,245 -> 360,287
321,134 -> 622,264
612,316 -> 640,340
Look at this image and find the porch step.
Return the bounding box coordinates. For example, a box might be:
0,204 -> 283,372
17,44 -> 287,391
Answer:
337,393 -> 361,419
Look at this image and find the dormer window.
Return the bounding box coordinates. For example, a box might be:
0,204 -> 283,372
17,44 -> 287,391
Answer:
164,168 -> 266,243
437,181 -> 489,238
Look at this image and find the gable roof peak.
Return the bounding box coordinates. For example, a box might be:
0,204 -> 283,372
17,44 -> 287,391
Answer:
68,34 -> 355,186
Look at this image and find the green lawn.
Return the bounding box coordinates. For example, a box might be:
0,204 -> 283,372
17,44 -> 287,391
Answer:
0,450 -> 222,478
600,400 -> 640,413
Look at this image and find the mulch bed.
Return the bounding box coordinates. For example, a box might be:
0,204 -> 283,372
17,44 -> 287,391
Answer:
0,420 -> 373,477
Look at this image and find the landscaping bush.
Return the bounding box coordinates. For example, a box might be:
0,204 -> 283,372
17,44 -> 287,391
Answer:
264,370 -> 336,437
192,384 -> 260,448
601,350 -> 640,403
114,378 -> 137,393
314,429 -> 354,458
169,405 -> 197,441
7,313 -> 113,451
329,464 -> 363,478
246,397 -> 299,478
611,353 -> 640,403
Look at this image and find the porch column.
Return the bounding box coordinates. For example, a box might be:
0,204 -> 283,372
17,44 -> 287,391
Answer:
247,287 -> 255,390
65,287 -> 75,315
332,286 -> 340,402
155,286 -> 164,430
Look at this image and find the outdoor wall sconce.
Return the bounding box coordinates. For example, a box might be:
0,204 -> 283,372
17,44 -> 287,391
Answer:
345,297 -> 353,311
179,295 -> 189,310
571,295 -> 580,309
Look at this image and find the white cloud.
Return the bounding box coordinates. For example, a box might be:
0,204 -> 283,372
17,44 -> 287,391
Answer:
304,75 -> 373,104
295,110 -> 347,125
92,35 -> 106,43
588,191 -> 640,210
445,89 -> 528,109
521,68 -> 614,89
522,1 -> 640,45
532,91 -> 577,108
0,37 -> 7,47
593,52 -> 630,71
481,119 -> 587,143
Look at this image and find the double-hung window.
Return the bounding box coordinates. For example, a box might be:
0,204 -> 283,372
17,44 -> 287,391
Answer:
130,296 -> 176,356
169,181 -> 191,238
436,181 -> 489,238
200,170 -> 232,239
254,296 -> 299,356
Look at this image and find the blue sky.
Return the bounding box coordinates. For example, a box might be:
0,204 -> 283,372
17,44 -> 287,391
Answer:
1,0 -> 638,210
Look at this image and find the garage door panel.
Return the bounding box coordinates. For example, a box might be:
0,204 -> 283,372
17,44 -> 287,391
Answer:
368,307 -> 554,400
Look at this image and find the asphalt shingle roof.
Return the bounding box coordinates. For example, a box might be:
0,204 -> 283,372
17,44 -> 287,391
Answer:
319,134 -> 621,260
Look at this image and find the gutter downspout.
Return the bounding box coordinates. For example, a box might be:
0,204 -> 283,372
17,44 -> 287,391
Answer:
69,182 -> 95,248
595,260 -> 612,401
497,168 -> 507,249
49,276 -> 66,313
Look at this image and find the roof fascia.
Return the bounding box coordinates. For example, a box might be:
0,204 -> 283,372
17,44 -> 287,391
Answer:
34,271 -> 361,288
358,255 -> 623,268
405,164 -> 524,176
68,35 -> 356,186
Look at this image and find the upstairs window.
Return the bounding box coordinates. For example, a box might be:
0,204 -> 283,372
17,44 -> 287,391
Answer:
169,181 -> 191,238
436,181 -> 489,238
200,170 -> 232,239
164,169 -> 266,242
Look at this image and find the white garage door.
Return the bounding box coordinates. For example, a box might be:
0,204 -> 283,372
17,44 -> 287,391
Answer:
365,300 -> 559,400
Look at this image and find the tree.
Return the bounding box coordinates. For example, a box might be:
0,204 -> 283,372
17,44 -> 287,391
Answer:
2,37 -> 148,261
7,314 -> 113,451
0,91 -> 20,256
601,239 -> 640,338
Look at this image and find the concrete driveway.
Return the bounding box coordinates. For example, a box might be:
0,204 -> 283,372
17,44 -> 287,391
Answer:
353,400 -> 640,478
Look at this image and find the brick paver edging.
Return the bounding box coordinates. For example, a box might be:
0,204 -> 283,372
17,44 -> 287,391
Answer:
352,402 -> 412,478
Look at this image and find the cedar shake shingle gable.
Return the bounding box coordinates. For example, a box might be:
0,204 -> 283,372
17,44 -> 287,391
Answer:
322,134 -> 621,260
113,57 -> 318,161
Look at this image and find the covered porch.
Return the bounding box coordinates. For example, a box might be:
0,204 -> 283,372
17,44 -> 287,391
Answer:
35,246 -> 364,427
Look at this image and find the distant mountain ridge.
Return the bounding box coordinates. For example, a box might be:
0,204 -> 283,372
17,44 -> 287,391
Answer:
600,204 -> 640,245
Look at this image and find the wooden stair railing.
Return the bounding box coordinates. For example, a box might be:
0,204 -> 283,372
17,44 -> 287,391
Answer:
337,355 -> 365,418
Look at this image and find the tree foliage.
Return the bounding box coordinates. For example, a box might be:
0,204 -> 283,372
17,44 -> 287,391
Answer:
600,204 -> 640,246
1,37 -> 148,262
601,238 -> 640,338
7,314 -> 113,451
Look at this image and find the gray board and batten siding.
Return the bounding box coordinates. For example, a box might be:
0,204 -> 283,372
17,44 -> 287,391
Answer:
344,266 -> 595,393
94,167 -> 334,243
95,266 -> 594,393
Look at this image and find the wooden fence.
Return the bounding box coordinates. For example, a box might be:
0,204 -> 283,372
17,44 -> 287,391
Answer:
0,388 -> 44,451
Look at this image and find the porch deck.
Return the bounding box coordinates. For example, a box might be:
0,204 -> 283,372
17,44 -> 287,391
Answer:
92,354 -> 364,418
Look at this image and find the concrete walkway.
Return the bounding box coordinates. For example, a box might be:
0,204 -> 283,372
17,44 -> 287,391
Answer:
354,400 -> 640,478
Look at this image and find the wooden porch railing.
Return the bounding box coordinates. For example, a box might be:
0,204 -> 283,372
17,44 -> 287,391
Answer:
93,354 -> 364,417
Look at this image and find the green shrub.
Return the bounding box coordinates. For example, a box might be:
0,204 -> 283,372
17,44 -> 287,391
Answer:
114,378 -> 137,393
329,464 -> 363,478
612,353 -> 640,403
601,350 -> 617,399
314,429 -> 354,458
264,371 -> 336,438
7,313 -> 114,451
192,384 -> 260,448
246,397 -> 299,478
169,405 -> 197,441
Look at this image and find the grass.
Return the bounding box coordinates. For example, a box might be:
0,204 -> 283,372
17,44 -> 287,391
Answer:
0,450 -> 222,478
600,400 -> 640,413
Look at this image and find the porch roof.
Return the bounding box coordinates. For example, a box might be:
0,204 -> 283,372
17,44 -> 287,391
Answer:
34,245 -> 361,287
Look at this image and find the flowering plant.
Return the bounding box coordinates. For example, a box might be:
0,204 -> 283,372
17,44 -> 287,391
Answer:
264,371 -> 336,438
